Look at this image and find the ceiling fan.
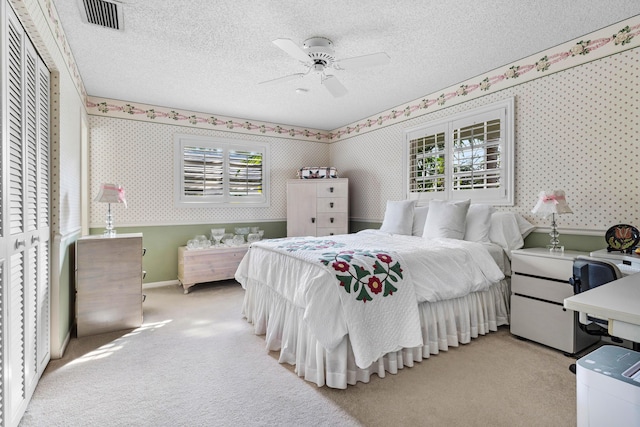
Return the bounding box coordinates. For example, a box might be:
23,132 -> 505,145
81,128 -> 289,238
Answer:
259,37 -> 390,97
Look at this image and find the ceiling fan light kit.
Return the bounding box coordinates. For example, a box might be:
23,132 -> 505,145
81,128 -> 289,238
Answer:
260,36 -> 390,98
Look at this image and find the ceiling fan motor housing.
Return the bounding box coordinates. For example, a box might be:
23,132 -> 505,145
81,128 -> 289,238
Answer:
303,37 -> 336,67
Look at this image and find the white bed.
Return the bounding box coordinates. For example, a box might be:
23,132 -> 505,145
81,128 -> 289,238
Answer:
236,204 -> 532,389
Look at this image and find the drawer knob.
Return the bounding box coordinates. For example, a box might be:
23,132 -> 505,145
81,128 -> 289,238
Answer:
330,187 -> 334,193
330,217 -> 334,223
330,202 -> 334,208
311,217 -> 316,223
330,233 -> 334,235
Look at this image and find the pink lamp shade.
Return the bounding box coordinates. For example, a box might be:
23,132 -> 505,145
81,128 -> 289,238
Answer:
531,190 -> 572,219
94,183 -> 127,208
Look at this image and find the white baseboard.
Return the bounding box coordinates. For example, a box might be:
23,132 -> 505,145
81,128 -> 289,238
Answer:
143,280 -> 180,289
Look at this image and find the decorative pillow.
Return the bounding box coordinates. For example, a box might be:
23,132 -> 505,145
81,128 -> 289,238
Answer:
464,204 -> 495,242
423,199 -> 471,240
412,205 -> 429,236
380,200 -> 416,235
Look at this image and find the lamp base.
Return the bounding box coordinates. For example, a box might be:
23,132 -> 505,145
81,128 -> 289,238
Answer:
547,244 -> 564,254
104,203 -> 116,237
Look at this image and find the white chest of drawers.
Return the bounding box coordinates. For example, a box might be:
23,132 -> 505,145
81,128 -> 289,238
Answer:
510,248 -> 599,354
286,178 -> 349,237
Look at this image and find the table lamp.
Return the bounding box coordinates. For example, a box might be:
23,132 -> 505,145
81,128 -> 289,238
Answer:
95,183 -> 127,236
531,189 -> 572,253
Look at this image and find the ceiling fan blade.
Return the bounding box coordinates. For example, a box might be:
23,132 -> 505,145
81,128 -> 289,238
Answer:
272,38 -> 310,63
322,75 -> 347,98
334,52 -> 390,70
259,73 -> 305,86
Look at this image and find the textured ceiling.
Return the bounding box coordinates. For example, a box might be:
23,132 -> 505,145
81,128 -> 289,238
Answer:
51,0 -> 640,131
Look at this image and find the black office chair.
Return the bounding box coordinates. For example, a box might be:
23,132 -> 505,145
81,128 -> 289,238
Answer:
570,256 -> 624,335
568,256 -> 624,373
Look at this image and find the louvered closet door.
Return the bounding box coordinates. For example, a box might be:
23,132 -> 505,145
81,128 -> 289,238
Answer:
6,8 -> 28,420
2,3 -> 51,426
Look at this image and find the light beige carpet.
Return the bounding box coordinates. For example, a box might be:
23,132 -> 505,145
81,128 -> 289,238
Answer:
20,281 -> 582,426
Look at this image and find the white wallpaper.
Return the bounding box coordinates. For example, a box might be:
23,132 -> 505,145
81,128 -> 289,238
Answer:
89,118 -> 329,226
332,48 -> 639,232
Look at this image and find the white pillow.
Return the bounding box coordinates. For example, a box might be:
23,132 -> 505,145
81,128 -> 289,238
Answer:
380,200 -> 416,235
464,204 -> 495,242
412,205 -> 429,236
423,199 -> 471,240
489,212 -> 527,257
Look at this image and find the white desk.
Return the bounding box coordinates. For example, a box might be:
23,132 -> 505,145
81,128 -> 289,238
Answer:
564,273 -> 640,344
590,249 -> 640,275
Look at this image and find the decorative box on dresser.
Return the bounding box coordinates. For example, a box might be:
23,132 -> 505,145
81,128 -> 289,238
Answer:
178,244 -> 249,293
510,248 -> 600,354
76,233 -> 145,337
286,178 -> 349,237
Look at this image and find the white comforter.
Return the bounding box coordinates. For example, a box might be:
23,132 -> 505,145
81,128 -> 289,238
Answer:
235,230 -> 505,369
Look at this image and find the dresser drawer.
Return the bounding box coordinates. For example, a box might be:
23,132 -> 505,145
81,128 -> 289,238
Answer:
316,197 -> 348,213
316,181 -> 348,198
317,212 -> 347,228
317,227 -> 347,237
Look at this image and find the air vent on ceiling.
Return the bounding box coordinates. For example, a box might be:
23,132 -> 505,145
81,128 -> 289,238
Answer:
78,0 -> 124,31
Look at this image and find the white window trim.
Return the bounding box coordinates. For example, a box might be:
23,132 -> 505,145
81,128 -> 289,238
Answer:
174,134 -> 270,208
403,97 -> 514,206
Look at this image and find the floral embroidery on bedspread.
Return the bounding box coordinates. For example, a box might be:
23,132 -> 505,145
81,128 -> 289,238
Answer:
320,250 -> 403,303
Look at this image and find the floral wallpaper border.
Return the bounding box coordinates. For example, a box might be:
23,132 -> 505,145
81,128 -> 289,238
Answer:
333,18 -> 639,140
31,0 -> 639,143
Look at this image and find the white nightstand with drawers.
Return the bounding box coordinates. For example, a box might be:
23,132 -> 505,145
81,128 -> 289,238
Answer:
510,248 -> 600,354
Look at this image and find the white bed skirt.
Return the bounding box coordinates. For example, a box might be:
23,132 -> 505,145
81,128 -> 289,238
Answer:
242,279 -> 511,389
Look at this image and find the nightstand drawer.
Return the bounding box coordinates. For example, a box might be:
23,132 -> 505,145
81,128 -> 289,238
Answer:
512,274 -> 574,303
511,294 -> 577,353
512,254 -> 573,281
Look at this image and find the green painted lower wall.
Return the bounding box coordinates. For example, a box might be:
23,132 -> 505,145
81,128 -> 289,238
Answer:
524,232 -> 605,252
89,221 -> 287,283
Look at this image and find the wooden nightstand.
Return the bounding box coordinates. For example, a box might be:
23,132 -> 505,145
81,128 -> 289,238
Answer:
177,245 -> 248,293
510,248 -> 600,354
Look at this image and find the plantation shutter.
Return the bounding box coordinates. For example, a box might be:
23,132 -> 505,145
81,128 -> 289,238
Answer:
228,149 -> 263,197
408,127 -> 446,194
182,146 -> 224,197
452,118 -> 502,191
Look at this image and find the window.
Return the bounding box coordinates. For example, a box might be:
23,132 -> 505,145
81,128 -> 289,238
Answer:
404,98 -> 514,205
174,134 -> 270,207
